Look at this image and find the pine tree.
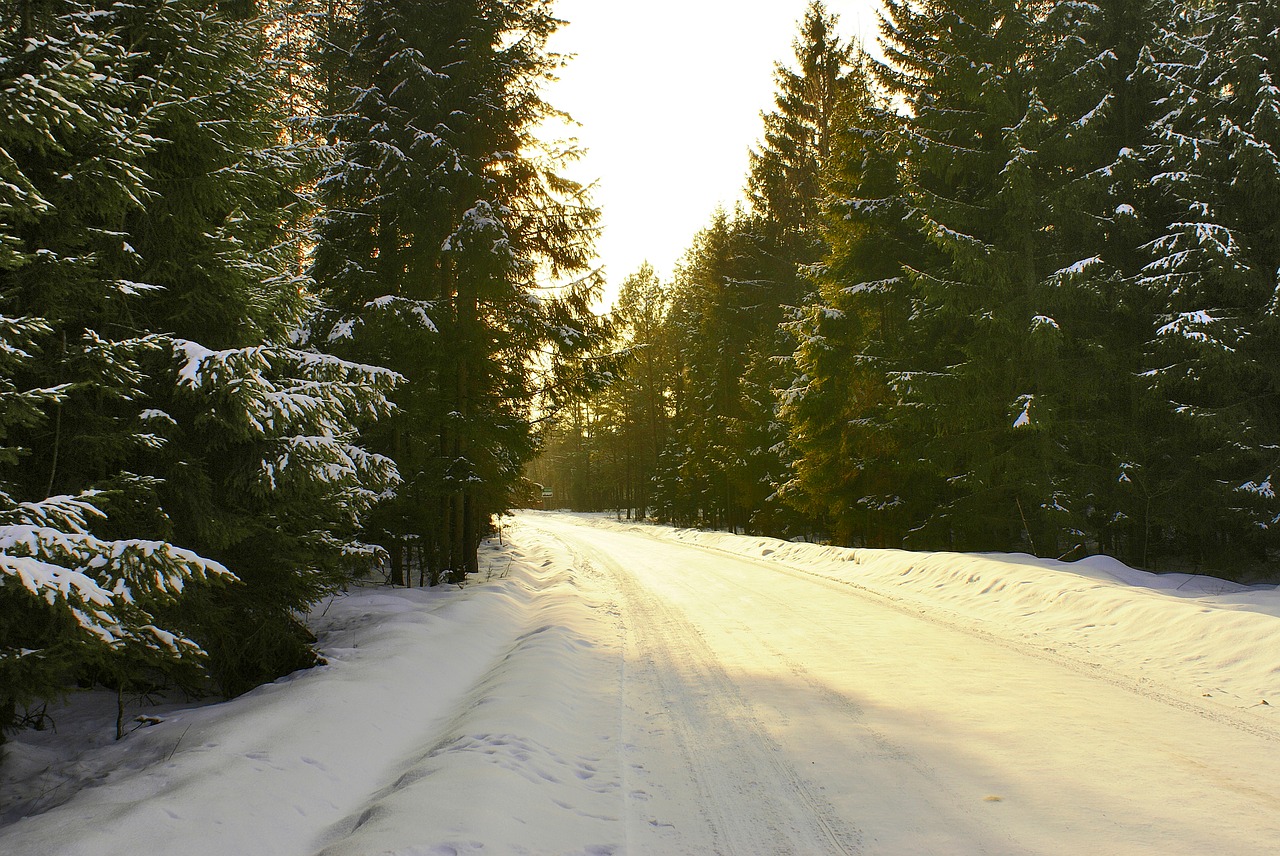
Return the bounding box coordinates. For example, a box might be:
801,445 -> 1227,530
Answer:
0,4 -> 234,734
784,96 -> 929,547
1140,0 -> 1280,572
313,0 -> 608,584
857,0 -> 1129,553
0,0 -> 402,713
602,263 -> 672,517
732,1 -> 859,537
1029,0 -> 1174,563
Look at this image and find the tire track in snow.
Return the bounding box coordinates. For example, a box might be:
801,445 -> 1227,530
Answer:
551,528 -> 862,856
521,513 -> 1280,854
670,535 -> 1280,746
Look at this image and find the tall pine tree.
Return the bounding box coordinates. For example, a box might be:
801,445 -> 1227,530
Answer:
1140,0 -> 1280,572
313,0 -> 608,584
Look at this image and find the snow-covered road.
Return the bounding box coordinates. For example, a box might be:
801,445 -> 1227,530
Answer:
3,511 -> 1279,855
530,513 -> 1280,854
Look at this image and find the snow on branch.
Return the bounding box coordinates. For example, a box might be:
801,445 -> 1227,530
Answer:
1048,256 -> 1104,286
1155,310 -> 1237,352
260,434 -> 399,512
0,491 -> 234,660
1238,478 -> 1275,500
1012,394 -> 1034,429
172,339 -> 399,435
169,339 -> 400,505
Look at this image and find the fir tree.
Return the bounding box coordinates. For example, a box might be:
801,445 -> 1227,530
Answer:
600,263 -> 671,517
313,0 -> 608,584
861,0 -> 1104,553
0,0 -> 401,714
0,6 -> 232,733
1028,0 -> 1174,563
1140,0 -> 1280,571
784,97 -> 928,547
734,1 -> 862,538
117,0 -> 402,693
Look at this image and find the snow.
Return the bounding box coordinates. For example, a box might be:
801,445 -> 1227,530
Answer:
1239,478 -> 1275,499
0,533 -> 622,856
1051,255 -> 1101,279
1029,314 -> 1058,331
1012,393 -> 1033,428
1155,309 -> 1236,350
3,513 -> 1279,854
172,339 -> 217,387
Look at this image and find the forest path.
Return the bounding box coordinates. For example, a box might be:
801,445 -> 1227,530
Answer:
517,512 -> 1280,855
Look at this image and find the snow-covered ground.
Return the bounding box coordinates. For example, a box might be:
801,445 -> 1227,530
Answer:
2,511 -> 1278,854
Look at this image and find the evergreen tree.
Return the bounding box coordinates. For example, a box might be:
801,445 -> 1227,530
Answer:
854,0 -> 1120,553
647,212 -> 759,530
748,0 -> 852,248
1140,0 -> 1280,571
0,0 -> 401,718
120,0 -> 400,693
1027,0 -> 1174,563
598,263 -> 671,517
313,0 -> 608,584
728,2 -> 859,537
0,2 -> 233,734
784,95 -> 929,547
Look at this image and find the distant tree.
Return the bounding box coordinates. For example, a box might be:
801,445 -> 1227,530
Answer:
593,263 -> 672,517
748,0 -> 853,249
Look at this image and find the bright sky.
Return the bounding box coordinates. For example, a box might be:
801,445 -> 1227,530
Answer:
540,0 -> 882,305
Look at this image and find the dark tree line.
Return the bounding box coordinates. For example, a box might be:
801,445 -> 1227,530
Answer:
0,0 -> 606,739
537,0 -> 1279,582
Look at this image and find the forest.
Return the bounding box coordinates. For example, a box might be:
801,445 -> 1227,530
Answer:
533,0 -> 1280,584
0,0 -> 1277,741
0,0 -> 609,737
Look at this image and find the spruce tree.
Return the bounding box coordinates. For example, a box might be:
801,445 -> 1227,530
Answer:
1029,0 -> 1174,563
784,95 -> 929,547
650,214 -> 741,529
0,0 -> 402,713
748,0 -> 852,250
0,1 -> 233,734
1140,0 -> 1280,571
605,263 -> 671,517
313,0 -> 608,584
102,0 -> 399,693
733,1 -> 861,538
841,0 -> 1065,551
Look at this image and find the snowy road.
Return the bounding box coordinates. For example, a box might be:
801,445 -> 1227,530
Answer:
523,512 -> 1280,854
4,511 -> 1279,855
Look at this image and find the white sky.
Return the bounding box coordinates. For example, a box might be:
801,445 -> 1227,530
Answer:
540,0 -> 882,304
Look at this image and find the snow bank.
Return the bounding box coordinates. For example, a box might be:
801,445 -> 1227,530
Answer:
574,514 -> 1280,717
0,530 -> 624,856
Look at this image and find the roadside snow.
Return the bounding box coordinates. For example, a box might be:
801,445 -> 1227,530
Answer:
2,512 -> 1277,854
640,521 -> 1280,715
1,531 -> 624,856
